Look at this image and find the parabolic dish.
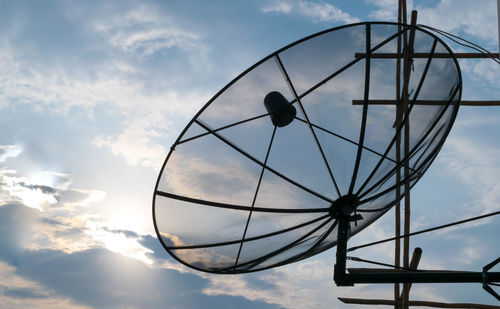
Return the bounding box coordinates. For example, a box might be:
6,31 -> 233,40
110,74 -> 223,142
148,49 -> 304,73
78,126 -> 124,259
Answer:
153,22 -> 461,274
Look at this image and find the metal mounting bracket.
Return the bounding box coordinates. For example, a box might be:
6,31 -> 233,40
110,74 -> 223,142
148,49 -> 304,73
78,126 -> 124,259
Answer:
483,257 -> 500,302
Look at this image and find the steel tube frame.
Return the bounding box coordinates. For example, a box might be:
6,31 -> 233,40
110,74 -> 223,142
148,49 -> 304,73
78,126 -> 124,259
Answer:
342,272 -> 500,284
333,214 -> 500,286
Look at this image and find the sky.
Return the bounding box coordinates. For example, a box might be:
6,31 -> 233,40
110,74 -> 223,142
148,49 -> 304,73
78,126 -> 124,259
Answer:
0,0 -> 499,308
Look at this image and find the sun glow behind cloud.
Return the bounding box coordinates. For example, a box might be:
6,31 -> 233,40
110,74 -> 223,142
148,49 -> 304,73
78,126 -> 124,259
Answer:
0,145 -> 153,266
87,223 -> 154,265
0,169 -> 64,211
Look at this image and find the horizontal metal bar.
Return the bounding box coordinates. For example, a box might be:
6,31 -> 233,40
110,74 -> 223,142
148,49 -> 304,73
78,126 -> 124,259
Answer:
155,191 -> 329,213
404,300 -> 500,308
352,100 -> 500,106
347,268 -> 475,274
338,297 -> 395,305
354,52 -> 500,59
344,271 -> 500,284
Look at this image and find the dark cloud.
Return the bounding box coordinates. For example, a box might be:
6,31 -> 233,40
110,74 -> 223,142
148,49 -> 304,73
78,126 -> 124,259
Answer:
54,227 -> 86,239
101,226 -> 139,238
12,248 -> 281,309
0,204 -> 40,261
0,286 -> 47,299
40,217 -> 64,226
17,182 -> 58,195
139,234 -> 173,262
0,204 -> 284,309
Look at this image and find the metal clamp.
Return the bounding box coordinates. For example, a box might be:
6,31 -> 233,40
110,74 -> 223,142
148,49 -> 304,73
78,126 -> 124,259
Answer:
482,257 -> 500,302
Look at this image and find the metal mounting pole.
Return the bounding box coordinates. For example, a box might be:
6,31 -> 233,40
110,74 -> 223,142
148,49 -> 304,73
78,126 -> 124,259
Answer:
333,214 -> 500,285
334,214 -> 353,286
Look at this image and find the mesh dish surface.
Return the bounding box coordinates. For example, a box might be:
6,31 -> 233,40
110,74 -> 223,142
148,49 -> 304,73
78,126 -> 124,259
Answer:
153,22 -> 461,274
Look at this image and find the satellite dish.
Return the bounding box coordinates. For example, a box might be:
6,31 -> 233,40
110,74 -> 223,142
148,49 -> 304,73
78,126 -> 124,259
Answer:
153,22 -> 461,274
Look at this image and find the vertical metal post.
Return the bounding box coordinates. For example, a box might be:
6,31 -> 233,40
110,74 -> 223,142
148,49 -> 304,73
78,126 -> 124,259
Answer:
334,215 -> 351,286
333,195 -> 359,287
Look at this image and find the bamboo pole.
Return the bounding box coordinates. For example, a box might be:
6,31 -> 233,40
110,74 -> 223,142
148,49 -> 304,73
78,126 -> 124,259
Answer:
402,9 -> 418,309
354,52 -> 500,58
352,100 -> 500,106
394,1 -> 403,307
339,1 -> 500,308
400,248 -> 422,300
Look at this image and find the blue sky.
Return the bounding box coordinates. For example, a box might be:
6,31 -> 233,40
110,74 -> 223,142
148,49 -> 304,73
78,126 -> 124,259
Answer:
0,0 -> 499,308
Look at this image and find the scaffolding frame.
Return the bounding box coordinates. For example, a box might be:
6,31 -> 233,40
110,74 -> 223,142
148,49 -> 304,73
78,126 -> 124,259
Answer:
336,1 -> 500,308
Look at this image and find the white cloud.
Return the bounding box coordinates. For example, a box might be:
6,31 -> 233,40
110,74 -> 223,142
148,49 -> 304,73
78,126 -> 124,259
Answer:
0,21 -> 207,169
93,122 -> 167,169
439,132 -> 500,215
94,5 -> 204,58
367,0 -> 498,47
66,189 -> 106,208
0,46 -> 203,117
0,145 -> 21,163
0,148 -> 108,254
263,0 -> 360,24
417,0 -> 498,45
262,1 -> 293,14
467,59 -> 500,87
0,2 -> 209,118
451,236 -> 485,265
0,164 -> 153,265
0,156 -> 83,212
86,225 -> 154,265
0,170 -> 63,211
366,0 -> 409,21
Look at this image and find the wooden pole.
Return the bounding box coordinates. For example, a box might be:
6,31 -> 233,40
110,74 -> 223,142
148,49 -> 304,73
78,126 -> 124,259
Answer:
354,52 -> 500,58
338,297 -> 500,308
339,1 -> 500,307
402,9 -> 418,309
395,1 -> 403,307
352,100 -> 500,106
400,247 -> 422,300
